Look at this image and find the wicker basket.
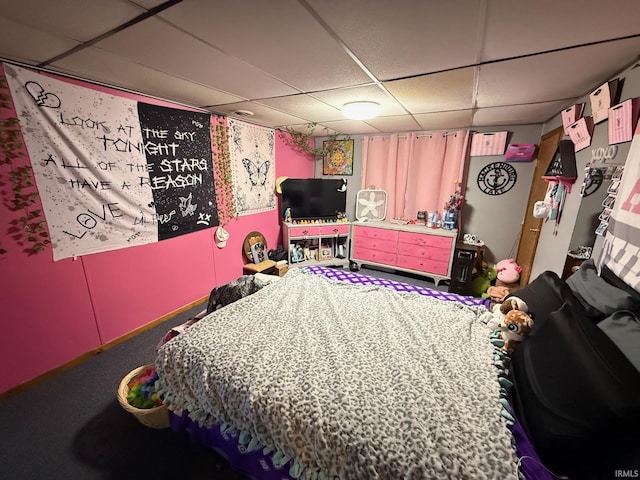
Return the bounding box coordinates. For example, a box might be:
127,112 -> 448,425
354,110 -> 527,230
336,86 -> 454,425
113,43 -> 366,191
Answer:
117,364 -> 170,429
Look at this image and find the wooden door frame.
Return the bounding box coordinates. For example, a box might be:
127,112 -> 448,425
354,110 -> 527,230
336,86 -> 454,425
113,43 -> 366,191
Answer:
515,126 -> 564,286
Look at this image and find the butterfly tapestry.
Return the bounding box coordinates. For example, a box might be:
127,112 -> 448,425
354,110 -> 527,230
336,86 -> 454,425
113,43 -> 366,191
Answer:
228,118 -> 276,216
242,157 -> 270,189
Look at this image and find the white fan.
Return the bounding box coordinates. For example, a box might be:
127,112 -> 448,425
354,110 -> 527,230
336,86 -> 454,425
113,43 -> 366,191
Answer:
356,188 -> 387,221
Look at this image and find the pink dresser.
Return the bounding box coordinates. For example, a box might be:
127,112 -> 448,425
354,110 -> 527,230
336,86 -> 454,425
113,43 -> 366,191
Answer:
351,222 -> 457,284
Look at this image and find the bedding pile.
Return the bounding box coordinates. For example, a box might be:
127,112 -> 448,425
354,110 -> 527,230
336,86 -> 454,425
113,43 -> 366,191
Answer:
156,268 -> 518,479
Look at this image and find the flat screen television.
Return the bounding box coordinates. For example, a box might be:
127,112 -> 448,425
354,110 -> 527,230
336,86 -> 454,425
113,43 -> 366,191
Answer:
280,178 -> 347,221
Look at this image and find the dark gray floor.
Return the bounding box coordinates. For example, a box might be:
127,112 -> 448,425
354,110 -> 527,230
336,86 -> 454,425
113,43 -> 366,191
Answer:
0,266 -> 445,480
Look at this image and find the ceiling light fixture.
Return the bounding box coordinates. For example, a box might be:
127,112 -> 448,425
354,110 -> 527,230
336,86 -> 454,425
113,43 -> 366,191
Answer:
233,109 -> 254,117
342,101 -> 380,120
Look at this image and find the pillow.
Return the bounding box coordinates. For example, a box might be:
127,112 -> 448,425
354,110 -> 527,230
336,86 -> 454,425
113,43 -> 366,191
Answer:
600,264 -> 640,303
510,295 -> 640,478
505,271 -> 578,335
598,310 -> 640,373
566,259 -> 640,319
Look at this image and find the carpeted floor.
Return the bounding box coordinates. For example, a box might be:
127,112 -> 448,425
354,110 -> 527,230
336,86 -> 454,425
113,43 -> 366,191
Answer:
0,266 -> 447,480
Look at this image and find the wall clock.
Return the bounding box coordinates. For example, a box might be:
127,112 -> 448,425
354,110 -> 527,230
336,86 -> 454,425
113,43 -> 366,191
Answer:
477,162 -> 517,195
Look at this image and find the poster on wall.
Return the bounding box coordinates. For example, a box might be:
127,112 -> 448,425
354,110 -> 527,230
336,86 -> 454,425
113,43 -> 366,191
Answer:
323,139 -> 354,175
228,118 -> 275,216
137,103 -> 217,240
3,63 -> 218,261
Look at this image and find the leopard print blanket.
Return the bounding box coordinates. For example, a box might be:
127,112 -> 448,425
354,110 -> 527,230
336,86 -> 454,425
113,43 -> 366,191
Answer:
156,268 -> 517,479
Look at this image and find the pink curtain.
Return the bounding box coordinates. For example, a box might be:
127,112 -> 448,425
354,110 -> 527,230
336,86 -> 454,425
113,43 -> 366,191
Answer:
361,131 -> 469,219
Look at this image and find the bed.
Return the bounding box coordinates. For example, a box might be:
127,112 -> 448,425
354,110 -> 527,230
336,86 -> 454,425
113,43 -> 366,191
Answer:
155,263 -> 640,479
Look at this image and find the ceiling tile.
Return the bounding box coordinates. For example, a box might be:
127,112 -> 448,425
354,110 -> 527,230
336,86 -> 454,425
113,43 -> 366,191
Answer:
94,17 -> 299,99
366,115 -> 423,134
476,40 -> 640,108
155,0 -> 372,91
413,110 -> 474,131
0,17 -> 79,64
307,0 -> 483,80
472,101 -> 570,126
384,68 -> 476,113
256,94 -> 344,123
209,102 -> 309,128
0,0 -> 145,43
1,1 -> 639,136
483,0 -> 640,61
52,47 -> 245,107
312,84 -> 407,117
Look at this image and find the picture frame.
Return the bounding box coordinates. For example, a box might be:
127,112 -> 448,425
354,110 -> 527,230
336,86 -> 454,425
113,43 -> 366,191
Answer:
249,239 -> 266,264
612,165 -> 625,181
607,180 -> 621,195
323,139 -> 354,176
603,195 -> 617,209
595,221 -> 609,236
599,208 -> 612,223
244,231 -> 268,264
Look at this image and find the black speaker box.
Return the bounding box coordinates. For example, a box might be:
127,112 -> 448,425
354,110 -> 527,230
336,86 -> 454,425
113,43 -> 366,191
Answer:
448,250 -> 474,294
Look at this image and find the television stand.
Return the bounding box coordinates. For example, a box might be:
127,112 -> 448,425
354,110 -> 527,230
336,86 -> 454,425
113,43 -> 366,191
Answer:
283,221 -> 351,268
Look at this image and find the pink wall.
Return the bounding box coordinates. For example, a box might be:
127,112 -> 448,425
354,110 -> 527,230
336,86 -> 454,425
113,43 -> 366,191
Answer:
0,65 -> 315,393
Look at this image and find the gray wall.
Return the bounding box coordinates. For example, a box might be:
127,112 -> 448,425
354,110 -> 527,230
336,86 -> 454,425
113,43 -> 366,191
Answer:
531,62 -> 637,279
463,124 -> 543,264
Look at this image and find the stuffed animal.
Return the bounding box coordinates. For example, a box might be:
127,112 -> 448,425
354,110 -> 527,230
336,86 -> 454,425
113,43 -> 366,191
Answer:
480,297 -> 533,353
499,296 -> 529,315
480,302 -> 506,331
496,258 -> 522,284
498,297 -> 533,353
469,266 -> 497,298
486,285 -> 510,303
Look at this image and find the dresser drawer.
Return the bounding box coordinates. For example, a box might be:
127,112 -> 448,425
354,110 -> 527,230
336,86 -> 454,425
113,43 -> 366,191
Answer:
353,225 -> 398,242
398,231 -> 453,250
397,243 -> 449,261
352,246 -> 396,265
320,224 -> 350,235
288,226 -> 321,238
397,255 -> 449,276
353,235 -> 397,254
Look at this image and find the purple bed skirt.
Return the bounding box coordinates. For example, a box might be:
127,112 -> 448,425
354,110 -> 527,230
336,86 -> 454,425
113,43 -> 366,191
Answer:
169,409 -> 552,480
166,266 -> 553,480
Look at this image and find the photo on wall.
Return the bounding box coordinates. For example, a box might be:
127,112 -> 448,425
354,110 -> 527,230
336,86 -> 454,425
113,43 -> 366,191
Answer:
323,139 -> 354,175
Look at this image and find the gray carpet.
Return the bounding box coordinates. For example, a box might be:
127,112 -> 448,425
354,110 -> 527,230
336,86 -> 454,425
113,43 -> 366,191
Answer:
0,266 -> 447,480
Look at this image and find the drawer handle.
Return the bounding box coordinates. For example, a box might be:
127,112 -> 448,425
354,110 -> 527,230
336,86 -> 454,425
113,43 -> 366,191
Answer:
302,230 -> 308,235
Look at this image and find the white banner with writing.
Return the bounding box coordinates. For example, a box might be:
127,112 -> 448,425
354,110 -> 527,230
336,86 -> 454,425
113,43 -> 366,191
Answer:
4,63 -> 216,261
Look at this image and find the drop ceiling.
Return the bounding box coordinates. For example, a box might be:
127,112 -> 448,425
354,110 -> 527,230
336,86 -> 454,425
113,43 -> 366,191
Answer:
1,0 -> 640,136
